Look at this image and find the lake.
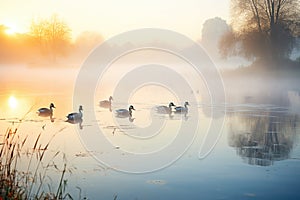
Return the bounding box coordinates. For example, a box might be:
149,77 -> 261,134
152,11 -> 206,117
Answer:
0,65 -> 300,200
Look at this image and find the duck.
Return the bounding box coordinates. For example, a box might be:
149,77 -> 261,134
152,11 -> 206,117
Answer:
156,102 -> 176,114
175,102 -> 189,113
37,103 -> 55,117
115,105 -> 135,118
99,96 -> 113,108
66,105 -> 83,121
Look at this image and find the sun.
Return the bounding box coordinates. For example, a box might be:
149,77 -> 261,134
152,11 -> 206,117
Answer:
5,26 -> 18,35
8,96 -> 18,109
5,28 -> 16,35
4,23 -> 19,35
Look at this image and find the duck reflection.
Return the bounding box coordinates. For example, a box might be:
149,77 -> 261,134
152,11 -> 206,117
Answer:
128,116 -> 135,122
167,111 -> 189,121
228,111 -> 297,166
115,113 -> 135,123
168,112 -> 174,120
66,118 -> 83,129
99,96 -> 113,112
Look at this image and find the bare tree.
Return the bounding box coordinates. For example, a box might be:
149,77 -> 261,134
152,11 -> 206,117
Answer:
30,18 -> 47,54
220,0 -> 300,65
30,14 -> 71,63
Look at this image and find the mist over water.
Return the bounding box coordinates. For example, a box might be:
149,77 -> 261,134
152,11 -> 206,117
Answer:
0,63 -> 300,199
1,0 -> 299,198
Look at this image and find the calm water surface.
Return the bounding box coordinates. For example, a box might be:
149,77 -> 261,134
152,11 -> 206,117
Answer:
0,66 -> 300,199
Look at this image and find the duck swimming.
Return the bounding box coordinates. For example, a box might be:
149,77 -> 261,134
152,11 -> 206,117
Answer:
66,105 -> 83,121
175,102 -> 189,113
37,103 -> 55,117
99,96 -> 113,108
115,105 -> 135,118
156,102 -> 176,114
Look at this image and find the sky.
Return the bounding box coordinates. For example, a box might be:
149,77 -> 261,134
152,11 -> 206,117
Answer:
0,0 -> 230,40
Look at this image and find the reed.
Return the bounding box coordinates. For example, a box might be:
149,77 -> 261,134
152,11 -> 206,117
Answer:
0,124 -> 74,200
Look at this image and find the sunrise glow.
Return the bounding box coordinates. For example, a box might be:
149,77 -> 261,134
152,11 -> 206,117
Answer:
0,0 -> 230,40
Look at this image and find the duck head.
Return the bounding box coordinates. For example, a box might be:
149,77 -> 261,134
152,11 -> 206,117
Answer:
129,105 -> 135,115
129,105 -> 135,111
169,102 -> 176,107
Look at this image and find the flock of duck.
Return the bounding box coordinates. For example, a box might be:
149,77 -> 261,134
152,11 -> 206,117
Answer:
37,96 -> 190,124
98,96 -> 190,116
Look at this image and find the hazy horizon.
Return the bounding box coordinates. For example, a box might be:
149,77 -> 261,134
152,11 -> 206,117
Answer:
0,0 -> 230,41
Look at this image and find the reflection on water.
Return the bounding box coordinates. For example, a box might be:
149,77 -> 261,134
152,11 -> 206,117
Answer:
37,111 -> 55,123
37,113 -> 55,122
228,98 -> 299,166
66,118 -> 83,129
1,66 -> 300,199
99,96 -> 113,112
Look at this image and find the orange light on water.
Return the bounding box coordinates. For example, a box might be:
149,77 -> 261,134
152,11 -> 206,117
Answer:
8,96 -> 18,109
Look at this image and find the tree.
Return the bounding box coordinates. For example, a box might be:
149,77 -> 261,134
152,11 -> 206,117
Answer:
30,14 -> 71,63
201,17 -> 231,59
220,0 -> 300,66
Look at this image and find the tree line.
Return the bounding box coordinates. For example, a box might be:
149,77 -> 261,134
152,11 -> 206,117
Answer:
1,1 -> 299,68
30,14 -> 71,63
220,0 -> 300,67
0,14 -> 103,65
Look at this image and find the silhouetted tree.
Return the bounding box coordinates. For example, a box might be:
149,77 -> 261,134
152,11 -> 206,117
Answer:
220,0 -> 300,66
201,17 -> 231,59
30,14 -> 71,63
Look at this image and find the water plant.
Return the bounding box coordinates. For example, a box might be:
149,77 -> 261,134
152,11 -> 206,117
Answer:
0,125 -> 74,200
